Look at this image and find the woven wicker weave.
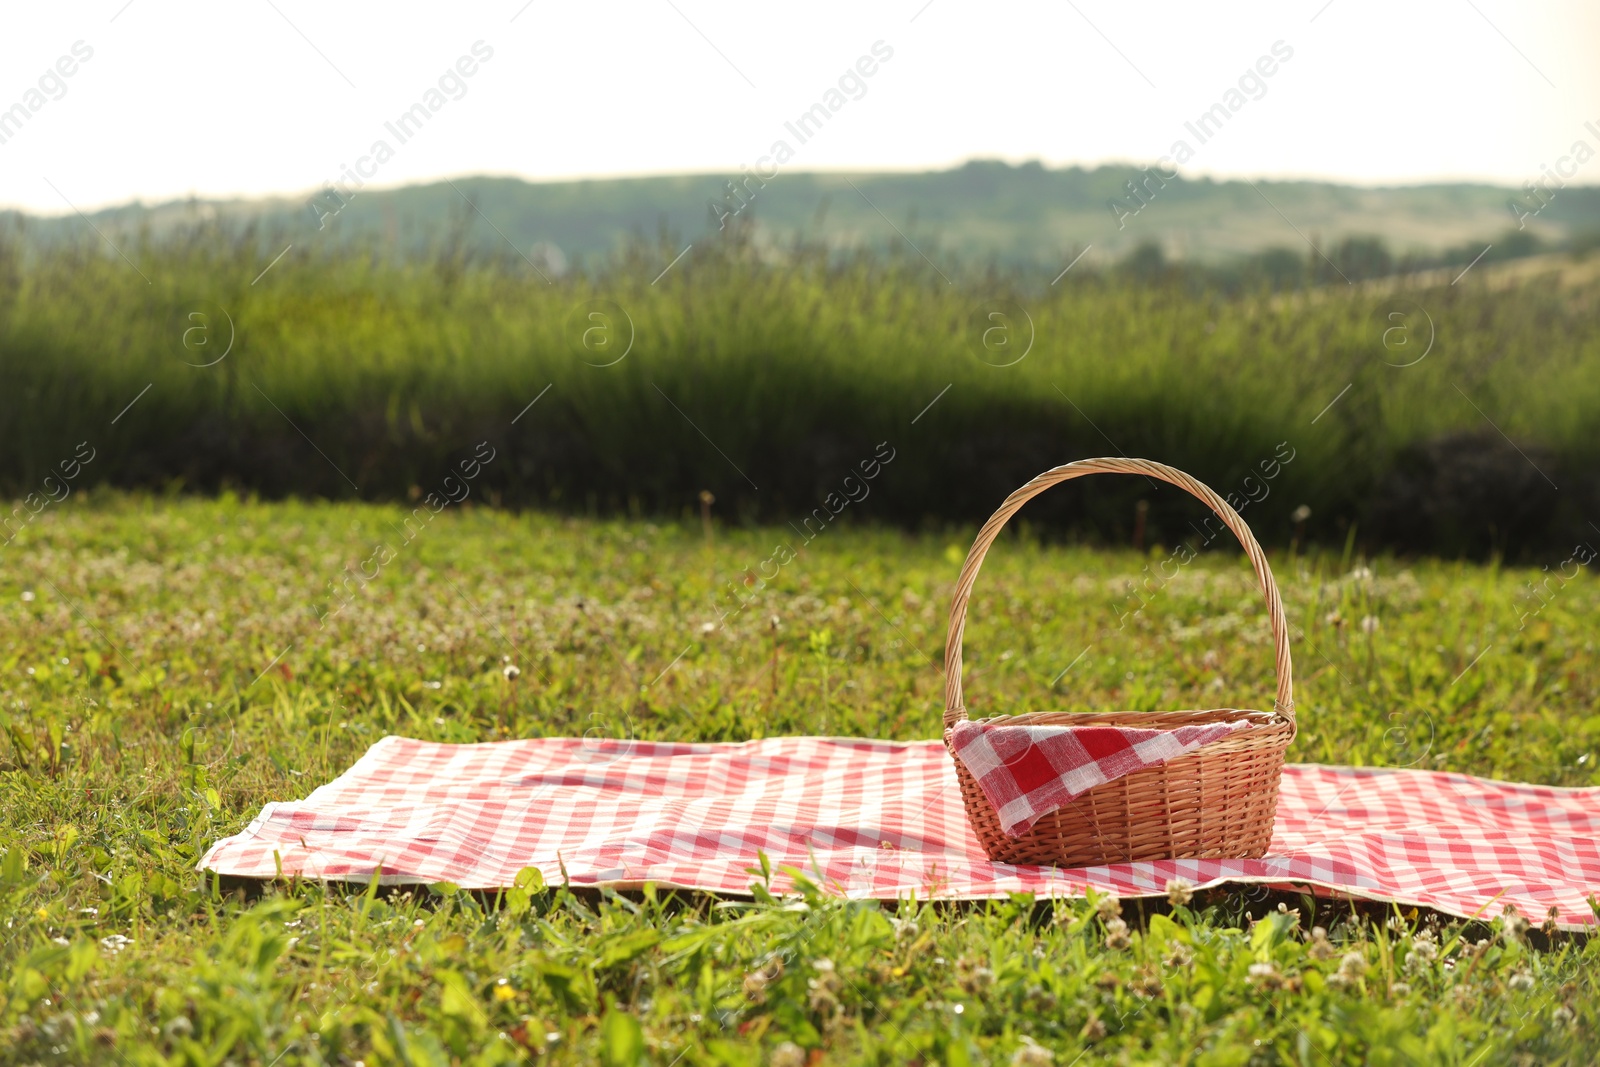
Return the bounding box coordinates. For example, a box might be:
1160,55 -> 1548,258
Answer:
944,458 -> 1295,867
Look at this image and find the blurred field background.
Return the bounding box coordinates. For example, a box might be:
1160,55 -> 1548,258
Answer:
12,162 -> 1600,267
3,169 -> 1599,559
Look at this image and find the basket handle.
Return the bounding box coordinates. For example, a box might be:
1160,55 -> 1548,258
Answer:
943,457 -> 1295,729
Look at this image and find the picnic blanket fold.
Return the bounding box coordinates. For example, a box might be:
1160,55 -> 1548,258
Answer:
198,735 -> 1600,930
948,719 -> 1253,836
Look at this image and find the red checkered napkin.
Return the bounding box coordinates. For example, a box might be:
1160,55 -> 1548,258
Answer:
949,719 -> 1254,837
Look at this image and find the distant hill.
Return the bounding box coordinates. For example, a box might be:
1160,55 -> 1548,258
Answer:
6,160 -> 1599,271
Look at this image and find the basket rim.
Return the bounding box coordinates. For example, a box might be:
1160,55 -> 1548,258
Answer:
957,706 -> 1288,727
943,458 -> 1296,734
946,710 -> 1293,766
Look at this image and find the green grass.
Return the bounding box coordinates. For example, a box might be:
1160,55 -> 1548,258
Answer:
2,494 -> 1597,1064
3,228 -> 1599,554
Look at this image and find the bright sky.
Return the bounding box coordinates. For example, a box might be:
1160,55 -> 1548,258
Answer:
2,0 -> 1596,215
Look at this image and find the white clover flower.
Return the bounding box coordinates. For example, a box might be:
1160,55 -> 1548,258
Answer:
1011,1037 -> 1054,1066
770,1041 -> 806,1067
1247,961 -> 1284,989
1327,950 -> 1366,990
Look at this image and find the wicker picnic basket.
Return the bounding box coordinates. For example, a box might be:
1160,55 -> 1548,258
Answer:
944,457 -> 1296,867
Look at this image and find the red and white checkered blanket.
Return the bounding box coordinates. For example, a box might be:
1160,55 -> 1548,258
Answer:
199,736 -> 1600,930
948,720 -> 1254,836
